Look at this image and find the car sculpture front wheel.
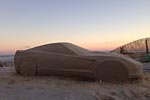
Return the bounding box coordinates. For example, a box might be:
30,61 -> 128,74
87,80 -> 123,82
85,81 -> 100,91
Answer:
20,56 -> 37,76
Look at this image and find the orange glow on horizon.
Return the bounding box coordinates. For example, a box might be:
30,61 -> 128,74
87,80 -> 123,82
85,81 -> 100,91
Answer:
0,44 -> 119,55
0,37 -> 147,55
79,42 -> 125,51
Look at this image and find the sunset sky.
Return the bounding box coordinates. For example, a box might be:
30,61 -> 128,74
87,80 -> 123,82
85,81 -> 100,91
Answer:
0,0 -> 150,55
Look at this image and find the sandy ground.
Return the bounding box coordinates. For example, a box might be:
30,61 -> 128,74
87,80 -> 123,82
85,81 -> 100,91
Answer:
0,63 -> 150,100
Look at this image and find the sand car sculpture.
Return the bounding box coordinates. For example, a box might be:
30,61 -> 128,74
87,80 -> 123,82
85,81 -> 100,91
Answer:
14,42 -> 143,82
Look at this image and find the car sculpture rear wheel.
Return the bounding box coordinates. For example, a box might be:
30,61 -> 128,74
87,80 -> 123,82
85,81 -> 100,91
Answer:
93,60 -> 129,82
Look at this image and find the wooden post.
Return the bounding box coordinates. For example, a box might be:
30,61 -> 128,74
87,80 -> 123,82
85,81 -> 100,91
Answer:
145,39 -> 149,54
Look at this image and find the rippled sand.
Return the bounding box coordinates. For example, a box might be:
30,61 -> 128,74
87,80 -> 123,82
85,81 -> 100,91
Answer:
0,64 -> 150,100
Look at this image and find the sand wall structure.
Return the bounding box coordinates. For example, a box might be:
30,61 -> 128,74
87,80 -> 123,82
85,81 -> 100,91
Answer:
112,38 -> 150,58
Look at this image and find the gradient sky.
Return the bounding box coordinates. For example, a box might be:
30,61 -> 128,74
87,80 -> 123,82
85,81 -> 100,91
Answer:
0,0 -> 150,55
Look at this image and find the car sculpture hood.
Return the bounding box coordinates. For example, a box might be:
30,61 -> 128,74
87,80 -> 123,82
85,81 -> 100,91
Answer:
14,42 -> 143,82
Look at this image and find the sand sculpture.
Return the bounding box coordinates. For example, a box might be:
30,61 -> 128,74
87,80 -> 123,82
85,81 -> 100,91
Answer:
14,42 -> 143,82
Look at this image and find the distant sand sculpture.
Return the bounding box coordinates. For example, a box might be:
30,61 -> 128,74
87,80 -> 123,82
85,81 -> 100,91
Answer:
14,42 -> 143,82
112,37 -> 150,58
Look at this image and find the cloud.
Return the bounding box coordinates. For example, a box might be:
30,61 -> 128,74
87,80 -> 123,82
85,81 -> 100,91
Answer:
103,41 -> 126,44
24,46 -> 31,49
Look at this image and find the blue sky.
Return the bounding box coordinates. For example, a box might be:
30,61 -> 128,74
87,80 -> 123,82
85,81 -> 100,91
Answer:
0,0 -> 150,54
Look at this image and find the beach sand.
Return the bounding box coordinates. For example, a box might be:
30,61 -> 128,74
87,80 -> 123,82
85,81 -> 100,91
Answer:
0,63 -> 150,100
